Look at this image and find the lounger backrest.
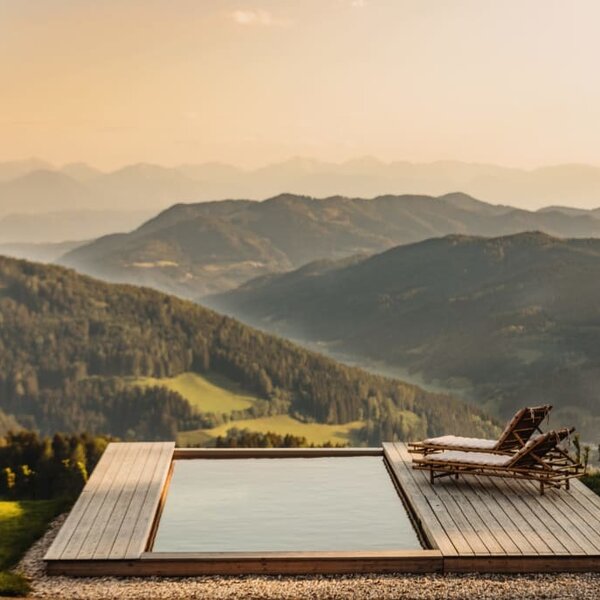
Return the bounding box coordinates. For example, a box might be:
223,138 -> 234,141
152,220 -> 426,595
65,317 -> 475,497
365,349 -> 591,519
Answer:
508,428 -> 572,468
495,404 -> 552,451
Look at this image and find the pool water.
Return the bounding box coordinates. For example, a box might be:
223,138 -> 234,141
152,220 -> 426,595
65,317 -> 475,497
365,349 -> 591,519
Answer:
152,456 -> 422,552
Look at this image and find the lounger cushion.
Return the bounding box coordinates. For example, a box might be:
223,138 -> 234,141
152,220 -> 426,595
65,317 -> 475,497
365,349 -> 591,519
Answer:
428,450 -> 511,466
422,435 -> 497,450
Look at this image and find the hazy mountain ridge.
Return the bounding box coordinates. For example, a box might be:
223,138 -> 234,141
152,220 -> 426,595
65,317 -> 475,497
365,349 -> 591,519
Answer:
209,231 -> 600,439
60,192 -> 600,298
0,240 -> 87,263
3,157 -> 600,216
0,209 -> 153,245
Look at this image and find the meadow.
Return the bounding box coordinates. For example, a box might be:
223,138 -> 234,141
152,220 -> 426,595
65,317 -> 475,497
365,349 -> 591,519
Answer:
130,372 -> 365,446
177,415 -> 365,447
0,499 -> 64,596
128,372 -> 257,414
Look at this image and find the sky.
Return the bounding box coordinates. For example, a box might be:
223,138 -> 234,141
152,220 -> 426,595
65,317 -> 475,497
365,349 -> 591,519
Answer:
1,0 -> 599,169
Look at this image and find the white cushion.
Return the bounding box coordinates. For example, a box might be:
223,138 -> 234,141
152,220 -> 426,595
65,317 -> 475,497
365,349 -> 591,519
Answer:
430,450 -> 511,466
423,435 -> 497,450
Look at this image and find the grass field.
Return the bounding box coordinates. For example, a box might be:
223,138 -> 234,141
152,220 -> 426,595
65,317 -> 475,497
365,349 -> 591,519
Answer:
128,371 -> 366,446
129,372 -> 258,414
0,499 -> 64,596
177,415 -> 364,447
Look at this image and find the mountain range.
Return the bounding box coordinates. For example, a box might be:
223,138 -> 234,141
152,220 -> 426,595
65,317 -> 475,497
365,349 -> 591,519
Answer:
59,192 -> 600,298
208,231 -> 600,439
3,157 -> 600,218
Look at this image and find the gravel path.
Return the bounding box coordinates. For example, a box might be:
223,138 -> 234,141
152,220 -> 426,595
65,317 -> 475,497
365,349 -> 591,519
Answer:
12,514 -> 600,599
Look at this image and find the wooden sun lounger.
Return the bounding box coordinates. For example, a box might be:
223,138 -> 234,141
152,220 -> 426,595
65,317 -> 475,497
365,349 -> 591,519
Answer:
412,428 -> 583,495
408,404 -> 552,456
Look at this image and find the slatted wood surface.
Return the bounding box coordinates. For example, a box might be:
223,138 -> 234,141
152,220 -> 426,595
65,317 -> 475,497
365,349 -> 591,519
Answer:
384,442 -> 600,559
45,443 -> 600,574
44,442 -> 174,561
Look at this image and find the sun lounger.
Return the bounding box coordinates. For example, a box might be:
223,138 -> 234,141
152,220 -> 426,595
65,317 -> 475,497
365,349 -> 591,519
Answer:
408,405 -> 552,456
412,428 -> 582,494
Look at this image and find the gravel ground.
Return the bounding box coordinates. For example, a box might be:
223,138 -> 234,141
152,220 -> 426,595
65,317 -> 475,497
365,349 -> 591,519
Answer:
12,514 -> 600,600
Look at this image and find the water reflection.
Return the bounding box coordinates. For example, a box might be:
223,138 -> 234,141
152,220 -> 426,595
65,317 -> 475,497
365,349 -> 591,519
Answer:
153,457 -> 422,552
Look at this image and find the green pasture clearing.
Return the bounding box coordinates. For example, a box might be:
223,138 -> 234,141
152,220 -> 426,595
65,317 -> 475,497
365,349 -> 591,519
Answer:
177,415 -> 364,447
128,372 -> 258,414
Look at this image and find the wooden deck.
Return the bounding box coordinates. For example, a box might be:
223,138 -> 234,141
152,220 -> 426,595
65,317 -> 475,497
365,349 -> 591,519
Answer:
384,442 -> 600,572
45,441 -> 600,575
44,442 -> 174,561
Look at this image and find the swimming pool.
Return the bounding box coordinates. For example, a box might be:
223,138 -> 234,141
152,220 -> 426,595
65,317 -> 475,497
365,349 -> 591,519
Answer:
152,456 -> 422,552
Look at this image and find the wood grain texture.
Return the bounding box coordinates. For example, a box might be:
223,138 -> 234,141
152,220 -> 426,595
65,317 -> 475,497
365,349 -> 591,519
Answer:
390,442 -> 600,559
44,442 -> 174,561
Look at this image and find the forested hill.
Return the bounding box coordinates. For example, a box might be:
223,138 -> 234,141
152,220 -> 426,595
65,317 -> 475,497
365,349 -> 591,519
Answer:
59,192 -> 600,299
210,232 -> 600,440
0,256 -> 497,445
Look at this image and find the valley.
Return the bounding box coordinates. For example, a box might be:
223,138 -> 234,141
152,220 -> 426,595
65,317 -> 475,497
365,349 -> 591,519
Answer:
210,231 -> 600,440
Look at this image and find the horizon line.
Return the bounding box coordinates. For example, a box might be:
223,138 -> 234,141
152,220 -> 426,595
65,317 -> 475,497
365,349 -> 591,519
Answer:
4,155 -> 600,175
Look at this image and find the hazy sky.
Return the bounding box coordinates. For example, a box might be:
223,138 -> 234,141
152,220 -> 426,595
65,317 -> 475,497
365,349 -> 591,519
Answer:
1,0 -> 599,169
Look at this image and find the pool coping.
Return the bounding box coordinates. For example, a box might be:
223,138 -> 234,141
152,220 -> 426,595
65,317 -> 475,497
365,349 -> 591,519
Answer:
45,444 -> 444,576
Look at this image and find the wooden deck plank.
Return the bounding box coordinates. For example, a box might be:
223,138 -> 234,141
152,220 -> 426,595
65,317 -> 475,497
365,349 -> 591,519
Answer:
461,478 -> 525,555
393,443 -> 475,555
542,489 -> 600,552
502,479 -> 591,554
398,442 -> 600,558
512,479 -> 599,555
476,476 -> 561,555
566,490 -> 600,533
562,480 -> 600,529
92,443 -> 155,559
570,478 -> 600,512
419,477 -> 489,554
77,443 -> 145,559
47,550 -> 445,576
44,444 -> 119,560
45,442 -> 174,562
439,479 -> 507,554
108,444 -> 167,559
470,477 -> 537,554
60,444 -> 139,560
383,443 -> 457,556
125,442 -> 174,559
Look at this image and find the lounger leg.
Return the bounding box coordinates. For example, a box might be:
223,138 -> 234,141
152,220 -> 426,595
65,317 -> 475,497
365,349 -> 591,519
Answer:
454,473 -> 459,480
566,479 -> 570,491
540,481 -> 545,496
430,468 -> 434,485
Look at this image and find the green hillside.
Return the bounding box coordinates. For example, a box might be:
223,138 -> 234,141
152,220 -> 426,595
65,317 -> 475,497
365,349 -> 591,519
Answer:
210,232 -> 600,440
0,256 -> 497,445
128,372 -> 257,414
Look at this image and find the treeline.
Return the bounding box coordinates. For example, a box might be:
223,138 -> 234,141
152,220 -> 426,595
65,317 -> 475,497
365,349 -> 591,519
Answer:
214,428 -> 343,448
2,378 -> 204,441
0,431 -> 111,500
0,257 -> 498,443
